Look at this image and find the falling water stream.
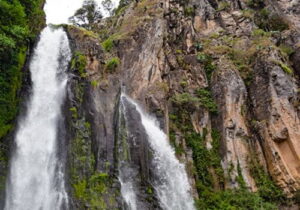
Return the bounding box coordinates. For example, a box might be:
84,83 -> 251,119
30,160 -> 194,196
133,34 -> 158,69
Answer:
120,94 -> 195,210
5,27 -> 71,210
4,0 -> 75,209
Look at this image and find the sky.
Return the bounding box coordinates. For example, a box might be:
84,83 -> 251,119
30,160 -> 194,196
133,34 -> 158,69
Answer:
44,0 -> 120,24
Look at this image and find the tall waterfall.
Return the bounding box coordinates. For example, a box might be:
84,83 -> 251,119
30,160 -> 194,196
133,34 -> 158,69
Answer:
121,94 -> 195,210
4,26 -> 71,210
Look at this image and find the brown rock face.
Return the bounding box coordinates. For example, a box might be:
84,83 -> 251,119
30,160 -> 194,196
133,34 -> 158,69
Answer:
250,50 -> 300,195
212,58 -> 256,191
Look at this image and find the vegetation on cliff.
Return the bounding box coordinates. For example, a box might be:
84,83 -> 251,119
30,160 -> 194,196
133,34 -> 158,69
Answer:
0,0 -> 45,139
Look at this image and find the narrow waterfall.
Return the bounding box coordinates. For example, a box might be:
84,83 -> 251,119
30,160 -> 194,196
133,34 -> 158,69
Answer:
121,94 -> 195,210
4,26 -> 71,210
117,97 -> 138,210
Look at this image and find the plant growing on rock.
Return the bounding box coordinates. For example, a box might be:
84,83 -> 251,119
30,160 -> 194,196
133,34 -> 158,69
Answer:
105,57 -> 120,72
101,38 -> 114,52
71,51 -> 87,77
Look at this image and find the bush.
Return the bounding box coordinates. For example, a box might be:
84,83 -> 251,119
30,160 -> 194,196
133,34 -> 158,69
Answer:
101,38 -> 114,52
105,57 -> 120,71
71,51 -> 87,77
196,88 -> 218,113
255,9 -> 289,32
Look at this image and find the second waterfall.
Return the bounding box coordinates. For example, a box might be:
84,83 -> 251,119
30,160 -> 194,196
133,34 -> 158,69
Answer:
118,94 -> 195,210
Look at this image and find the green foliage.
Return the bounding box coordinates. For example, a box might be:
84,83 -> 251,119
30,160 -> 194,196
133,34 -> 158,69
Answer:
249,154 -> 285,203
195,189 -> 277,210
73,172 -> 109,209
101,38 -> 114,52
255,9 -> 289,32
0,0 -> 45,139
196,88 -> 218,114
169,90 -> 280,210
196,53 -> 216,82
171,88 -> 217,113
71,51 -> 87,77
105,57 -> 120,72
69,0 -> 103,30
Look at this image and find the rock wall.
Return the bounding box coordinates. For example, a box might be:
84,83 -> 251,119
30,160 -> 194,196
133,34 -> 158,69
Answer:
62,0 -> 300,208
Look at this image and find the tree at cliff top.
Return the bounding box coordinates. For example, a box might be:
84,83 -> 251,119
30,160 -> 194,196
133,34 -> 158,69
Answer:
69,0 -> 103,30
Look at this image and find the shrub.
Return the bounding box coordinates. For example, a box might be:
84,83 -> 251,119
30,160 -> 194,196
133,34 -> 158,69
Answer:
101,38 -> 114,52
105,57 -> 120,71
71,52 -> 87,77
196,88 -> 218,113
255,9 -> 289,32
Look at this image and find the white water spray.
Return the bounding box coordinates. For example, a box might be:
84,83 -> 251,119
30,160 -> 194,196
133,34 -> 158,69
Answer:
121,94 -> 195,210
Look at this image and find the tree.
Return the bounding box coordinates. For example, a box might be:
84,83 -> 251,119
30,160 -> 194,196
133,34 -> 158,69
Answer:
69,0 -> 102,29
102,0 -> 113,16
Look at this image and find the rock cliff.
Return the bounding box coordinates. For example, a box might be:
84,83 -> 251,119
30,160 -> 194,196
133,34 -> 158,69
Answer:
2,0 -> 300,209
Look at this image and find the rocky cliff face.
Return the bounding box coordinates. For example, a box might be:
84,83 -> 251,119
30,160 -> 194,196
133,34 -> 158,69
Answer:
21,0 -> 300,208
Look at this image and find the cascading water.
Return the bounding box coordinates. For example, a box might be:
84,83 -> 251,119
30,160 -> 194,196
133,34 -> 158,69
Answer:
4,0 -> 75,208
117,98 -> 138,210
4,27 -> 71,210
121,94 -> 195,210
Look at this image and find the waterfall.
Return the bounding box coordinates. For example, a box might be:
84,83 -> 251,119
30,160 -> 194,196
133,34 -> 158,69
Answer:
117,97 -> 138,210
120,94 -> 195,210
4,26 -> 71,210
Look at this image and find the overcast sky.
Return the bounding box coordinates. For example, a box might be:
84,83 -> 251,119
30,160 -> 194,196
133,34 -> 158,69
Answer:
44,0 -> 120,24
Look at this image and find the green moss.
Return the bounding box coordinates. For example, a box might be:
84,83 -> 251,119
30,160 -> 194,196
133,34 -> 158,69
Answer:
105,57 -> 120,72
69,107 -> 78,119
